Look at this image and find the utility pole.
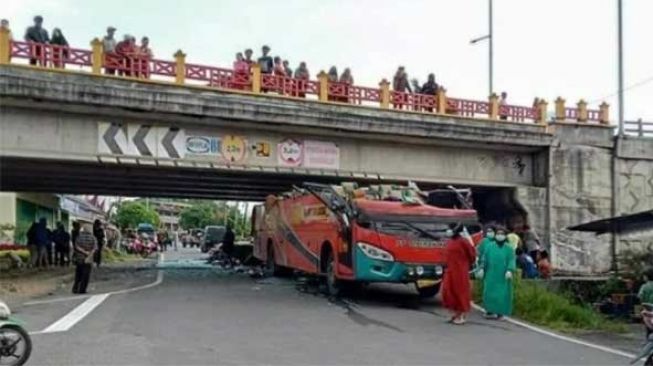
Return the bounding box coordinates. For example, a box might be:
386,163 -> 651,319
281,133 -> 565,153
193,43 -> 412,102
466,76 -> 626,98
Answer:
470,0 -> 494,96
617,0 -> 625,137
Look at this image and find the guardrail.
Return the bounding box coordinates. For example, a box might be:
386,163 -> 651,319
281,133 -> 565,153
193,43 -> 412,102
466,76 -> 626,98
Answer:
625,119 -> 653,138
0,28 -> 610,126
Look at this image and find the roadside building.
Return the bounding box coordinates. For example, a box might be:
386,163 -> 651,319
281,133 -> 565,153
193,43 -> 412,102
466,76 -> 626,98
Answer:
0,192 -> 68,243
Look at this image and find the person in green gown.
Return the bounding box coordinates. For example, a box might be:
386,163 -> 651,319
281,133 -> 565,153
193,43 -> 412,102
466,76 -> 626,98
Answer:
481,226 -> 516,320
474,225 -> 495,279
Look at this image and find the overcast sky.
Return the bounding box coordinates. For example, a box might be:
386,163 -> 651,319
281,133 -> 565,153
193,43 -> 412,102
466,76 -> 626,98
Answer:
4,0 -> 653,121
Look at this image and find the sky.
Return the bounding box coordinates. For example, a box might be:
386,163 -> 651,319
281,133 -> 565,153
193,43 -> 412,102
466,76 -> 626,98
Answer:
4,0 -> 653,121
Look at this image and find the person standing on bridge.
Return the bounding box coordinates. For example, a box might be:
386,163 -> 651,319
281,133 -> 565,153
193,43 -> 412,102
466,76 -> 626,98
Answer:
24,15 -> 50,66
244,48 -> 254,68
283,60 -> 293,79
93,219 -> 106,267
1,19 -> 13,41
257,45 -> 273,74
293,61 -> 310,98
499,91 -> 508,120
50,28 -> 69,68
419,73 -> 439,112
233,52 -> 249,89
327,66 -> 338,101
480,227 -> 516,320
72,227 -> 97,294
103,26 -> 117,74
339,68 -> 354,103
392,66 -> 412,109
441,223 -> 476,325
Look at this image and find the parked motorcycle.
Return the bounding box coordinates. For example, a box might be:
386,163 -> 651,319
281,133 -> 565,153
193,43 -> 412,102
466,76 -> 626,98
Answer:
632,304 -> 653,365
0,301 -> 32,366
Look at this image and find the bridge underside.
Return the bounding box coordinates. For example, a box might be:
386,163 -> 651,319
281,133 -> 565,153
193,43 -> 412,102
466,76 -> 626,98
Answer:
1,157 -> 486,201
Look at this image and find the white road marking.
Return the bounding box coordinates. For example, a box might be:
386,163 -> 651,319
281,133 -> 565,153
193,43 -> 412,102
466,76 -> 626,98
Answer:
24,294 -> 91,306
110,270 -> 163,295
40,294 -> 110,333
471,303 -> 636,359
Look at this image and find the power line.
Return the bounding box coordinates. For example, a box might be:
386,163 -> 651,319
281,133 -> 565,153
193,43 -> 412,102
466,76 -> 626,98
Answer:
590,74 -> 653,103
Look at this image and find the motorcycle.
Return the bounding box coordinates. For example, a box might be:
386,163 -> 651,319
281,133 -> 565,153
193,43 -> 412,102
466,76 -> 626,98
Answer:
0,301 -> 31,366
632,304 -> 653,366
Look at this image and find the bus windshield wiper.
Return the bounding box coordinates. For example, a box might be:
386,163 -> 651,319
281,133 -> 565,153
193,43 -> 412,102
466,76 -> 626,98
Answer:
400,221 -> 440,241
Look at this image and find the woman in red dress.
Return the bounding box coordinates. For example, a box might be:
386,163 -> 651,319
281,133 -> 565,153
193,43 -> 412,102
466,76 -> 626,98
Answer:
441,223 -> 476,325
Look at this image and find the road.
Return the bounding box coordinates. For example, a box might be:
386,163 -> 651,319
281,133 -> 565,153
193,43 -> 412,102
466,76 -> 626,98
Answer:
14,248 -> 629,365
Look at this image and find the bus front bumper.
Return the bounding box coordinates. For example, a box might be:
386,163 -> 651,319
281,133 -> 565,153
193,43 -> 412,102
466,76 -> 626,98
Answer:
354,246 -> 445,283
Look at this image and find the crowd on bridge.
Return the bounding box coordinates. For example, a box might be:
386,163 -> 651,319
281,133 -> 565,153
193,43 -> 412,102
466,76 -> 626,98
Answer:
441,223 -> 551,325
0,15 -> 517,112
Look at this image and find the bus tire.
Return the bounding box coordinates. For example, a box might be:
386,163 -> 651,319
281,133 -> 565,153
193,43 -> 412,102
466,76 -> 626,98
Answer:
323,249 -> 341,296
416,283 -> 441,299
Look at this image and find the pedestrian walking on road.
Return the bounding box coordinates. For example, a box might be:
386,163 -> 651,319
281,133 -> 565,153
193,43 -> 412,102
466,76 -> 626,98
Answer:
480,227 -> 516,320
441,223 -> 476,325
93,219 -> 105,267
72,228 -> 97,294
53,222 -> 71,266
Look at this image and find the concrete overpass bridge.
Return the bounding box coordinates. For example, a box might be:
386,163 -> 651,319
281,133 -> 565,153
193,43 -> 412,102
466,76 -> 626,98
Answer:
0,32 -> 652,275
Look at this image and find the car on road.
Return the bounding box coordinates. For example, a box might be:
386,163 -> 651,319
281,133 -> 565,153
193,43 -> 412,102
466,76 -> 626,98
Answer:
200,225 -> 226,253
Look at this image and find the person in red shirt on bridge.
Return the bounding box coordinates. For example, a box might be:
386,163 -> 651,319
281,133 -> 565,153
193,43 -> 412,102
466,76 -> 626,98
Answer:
233,52 -> 250,90
115,34 -> 136,76
441,223 -> 476,325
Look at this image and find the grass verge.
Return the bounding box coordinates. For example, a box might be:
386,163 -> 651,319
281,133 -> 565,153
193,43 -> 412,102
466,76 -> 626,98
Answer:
473,277 -> 627,333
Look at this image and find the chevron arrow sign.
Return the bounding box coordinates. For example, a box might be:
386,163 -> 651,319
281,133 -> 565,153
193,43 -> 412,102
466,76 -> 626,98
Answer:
157,127 -> 185,159
127,124 -> 156,157
97,122 -> 127,155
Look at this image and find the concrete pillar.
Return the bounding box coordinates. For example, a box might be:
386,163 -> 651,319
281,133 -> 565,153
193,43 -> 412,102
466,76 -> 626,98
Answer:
317,71 -> 329,102
251,63 -> 261,94
379,79 -> 390,109
174,50 -> 186,85
436,87 -> 447,114
577,99 -> 588,122
554,97 -> 566,122
489,93 -> 499,120
599,102 -> 610,125
90,38 -> 103,75
537,99 -> 548,125
0,26 -> 10,65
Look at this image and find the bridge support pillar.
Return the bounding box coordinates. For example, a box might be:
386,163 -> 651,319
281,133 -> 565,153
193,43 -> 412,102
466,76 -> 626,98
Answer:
379,79 -> 390,109
90,38 -> 103,74
0,27 -> 10,65
174,50 -> 186,85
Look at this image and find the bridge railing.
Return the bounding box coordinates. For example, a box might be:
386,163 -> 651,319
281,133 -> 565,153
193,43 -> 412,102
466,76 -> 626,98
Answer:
625,119 -> 653,138
0,29 -> 611,126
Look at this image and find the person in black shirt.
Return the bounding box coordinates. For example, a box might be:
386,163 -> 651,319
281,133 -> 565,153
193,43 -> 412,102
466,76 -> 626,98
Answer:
53,222 -> 71,266
257,45 -> 273,74
24,15 -> 49,66
222,224 -> 236,264
92,219 -> 106,267
420,73 -> 439,111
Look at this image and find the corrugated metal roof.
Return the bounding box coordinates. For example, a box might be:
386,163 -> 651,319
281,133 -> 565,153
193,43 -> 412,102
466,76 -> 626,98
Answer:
567,209 -> 653,236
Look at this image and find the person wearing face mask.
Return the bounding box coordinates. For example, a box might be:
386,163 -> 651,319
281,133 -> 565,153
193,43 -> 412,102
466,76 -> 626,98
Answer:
481,227 -> 516,320
474,225 -> 496,279
441,223 -> 476,325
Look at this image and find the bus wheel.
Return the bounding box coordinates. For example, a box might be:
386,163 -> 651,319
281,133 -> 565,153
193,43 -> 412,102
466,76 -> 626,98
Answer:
265,245 -> 277,277
324,251 -> 341,296
416,283 -> 441,299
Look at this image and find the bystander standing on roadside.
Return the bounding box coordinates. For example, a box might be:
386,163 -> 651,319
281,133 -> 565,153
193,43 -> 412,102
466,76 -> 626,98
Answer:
72,226 -> 97,294
50,28 -> 69,68
480,227 -> 516,320
441,223 -> 476,325
24,15 -> 50,66
93,219 -> 106,267
537,250 -> 551,279
26,221 -> 38,268
53,222 -> 71,266
103,26 -> 117,74
35,218 -> 50,269
522,225 -> 541,263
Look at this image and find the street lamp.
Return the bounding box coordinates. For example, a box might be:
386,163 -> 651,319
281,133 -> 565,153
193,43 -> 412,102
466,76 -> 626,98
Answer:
470,0 -> 494,96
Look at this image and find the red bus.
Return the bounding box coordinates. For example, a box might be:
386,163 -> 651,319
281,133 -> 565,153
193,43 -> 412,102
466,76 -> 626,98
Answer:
252,183 -> 479,297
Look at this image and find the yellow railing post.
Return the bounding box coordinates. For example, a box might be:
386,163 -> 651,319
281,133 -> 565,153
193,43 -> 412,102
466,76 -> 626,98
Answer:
174,50 -> 186,85
599,102 -> 610,125
577,99 -> 588,122
379,79 -> 390,109
251,63 -> 261,93
317,71 -> 329,102
90,38 -> 103,74
0,26 -> 10,65
537,99 -> 548,125
436,87 -> 447,114
555,97 -> 566,121
489,93 -> 499,120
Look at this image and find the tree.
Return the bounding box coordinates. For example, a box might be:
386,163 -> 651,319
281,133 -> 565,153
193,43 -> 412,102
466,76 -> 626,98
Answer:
114,201 -> 160,229
179,202 -> 218,230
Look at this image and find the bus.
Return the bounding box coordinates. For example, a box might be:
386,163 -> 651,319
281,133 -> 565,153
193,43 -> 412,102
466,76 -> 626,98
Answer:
252,183 -> 479,297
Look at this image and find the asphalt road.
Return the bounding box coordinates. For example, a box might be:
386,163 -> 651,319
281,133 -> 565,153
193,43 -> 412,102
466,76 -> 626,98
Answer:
15,248 -> 629,365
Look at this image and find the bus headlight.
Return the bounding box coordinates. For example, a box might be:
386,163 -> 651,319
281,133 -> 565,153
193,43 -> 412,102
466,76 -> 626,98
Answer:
435,266 -> 444,276
357,242 -> 394,262
416,266 -> 425,276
